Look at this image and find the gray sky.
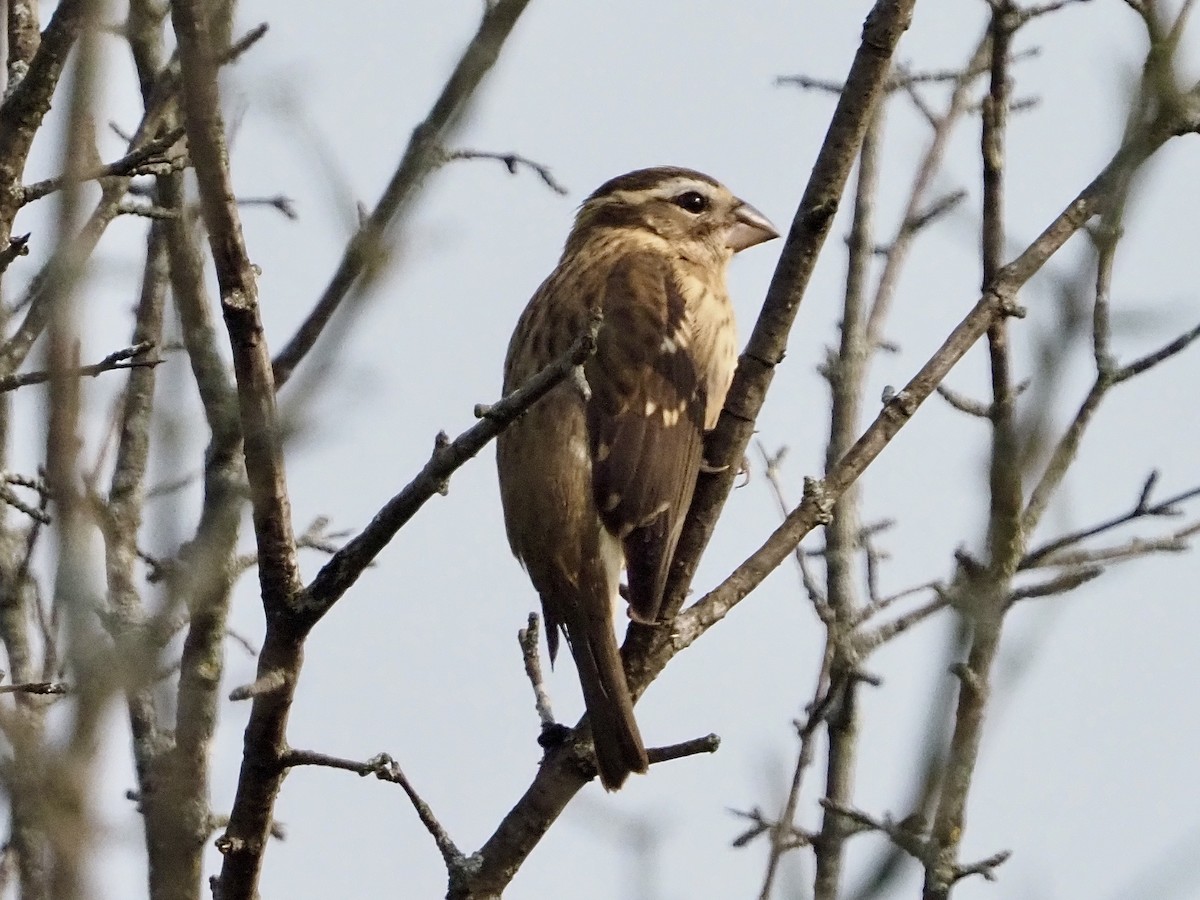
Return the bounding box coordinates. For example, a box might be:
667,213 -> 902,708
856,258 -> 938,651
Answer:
13,1 -> 1200,897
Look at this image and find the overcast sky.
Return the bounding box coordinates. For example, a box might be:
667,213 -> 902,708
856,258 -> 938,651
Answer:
12,1 -> 1200,898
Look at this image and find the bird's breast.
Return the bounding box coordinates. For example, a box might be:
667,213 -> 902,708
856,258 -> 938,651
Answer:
678,273 -> 737,430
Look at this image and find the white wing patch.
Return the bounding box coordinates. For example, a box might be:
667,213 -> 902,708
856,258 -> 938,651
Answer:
660,332 -> 689,354
569,434 -> 590,467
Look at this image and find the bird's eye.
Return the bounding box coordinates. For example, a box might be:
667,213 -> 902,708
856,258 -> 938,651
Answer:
672,191 -> 709,214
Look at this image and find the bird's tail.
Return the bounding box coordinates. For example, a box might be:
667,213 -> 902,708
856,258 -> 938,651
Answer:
571,609 -> 649,791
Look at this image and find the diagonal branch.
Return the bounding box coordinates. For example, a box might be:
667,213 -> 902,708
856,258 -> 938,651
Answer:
281,750 -> 465,870
0,0 -> 89,237
446,1 -> 1195,892
665,122 -> 1172,657
1023,476 -> 1200,568
650,0 -> 918,642
270,0 -> 535,389
300,312 -> 601,627
451,4 -> 918,897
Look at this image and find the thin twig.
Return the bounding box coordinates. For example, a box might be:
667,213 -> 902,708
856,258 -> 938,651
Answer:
279,750 -> 465,870
646,734 -> 721,765
237,195 -> 298,219
818,799 -> 927,860
0,681 -> 69,695
442,149 -> 568,195
935,384 -> 991,418
518,613 -> 556,730
20,127 -> 186,204
1023,477 -> 1200,567
757,442 -> 828,612
1024,521 -> 1200,568
851,579 -> 942,628
856,593 -> 950,652
865,33 -> 992,349
1008,566 -> 1103,602
0,342 -> 160,393
775,47 -> 1040,95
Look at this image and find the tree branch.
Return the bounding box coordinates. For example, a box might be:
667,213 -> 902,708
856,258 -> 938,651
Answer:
172,4 -> 301,898
270,0 -> 536,389
650,0 -> 918,651
0,342 -> 161,393
301,312 -> 601,627
442,148 -> 568,195
19,127 -> 186,204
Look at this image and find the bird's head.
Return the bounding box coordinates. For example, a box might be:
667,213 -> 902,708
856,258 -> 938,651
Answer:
566,167 -> 778,265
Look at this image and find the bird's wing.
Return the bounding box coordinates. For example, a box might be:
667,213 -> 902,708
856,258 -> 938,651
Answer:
586,252 -> 707,624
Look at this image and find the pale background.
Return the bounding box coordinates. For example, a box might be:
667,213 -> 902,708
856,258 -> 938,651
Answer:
10,0 -> 1200,897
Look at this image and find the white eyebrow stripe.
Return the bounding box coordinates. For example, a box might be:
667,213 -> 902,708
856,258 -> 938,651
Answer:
648,177 -> 720,200
607,177 -> 720,207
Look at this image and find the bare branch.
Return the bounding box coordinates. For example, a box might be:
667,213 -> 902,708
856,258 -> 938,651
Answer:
731,807 -> 814,851
173,9 -> 303,900
1009,566 -> 1103,602
856,592 -> 949,652
654,0 -> 918,641
936,384 -> 991,418
1024,477 -> 1200,567
0,475 -> 51,523
852,579 -> 942,628
1025,521 -> 1200,568
237,194 -> 299,220
775,47 -> 1040,96
980,0 -> 1023,592
0,233 -> 31,274
1113,318 -> 1200,382
5,0 -> 41,90
646,733 -> 721,765
270,0 -> 536,389
1019,0 -> 1097,23
0,0 -> 90,237
865,34 -> 992,349
302,312 -> 601,626
20,127 -> 186,204
518,613 -> 557,731
757,441 -> 828,612
882,188 -> 968,252
227,670 -> 287,702
0,681 -> 69,695
0,342 -> 161,393
818,799 -> 928,861
953,849 -> 1014,884
811,92 -> 886,900
442,148 -> 569,195
280,750 -> 465,871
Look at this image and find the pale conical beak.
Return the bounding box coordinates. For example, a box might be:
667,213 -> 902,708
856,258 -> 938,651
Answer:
726,201 -> 779,252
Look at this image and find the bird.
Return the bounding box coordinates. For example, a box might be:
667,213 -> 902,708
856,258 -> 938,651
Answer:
497,167 -> 778,790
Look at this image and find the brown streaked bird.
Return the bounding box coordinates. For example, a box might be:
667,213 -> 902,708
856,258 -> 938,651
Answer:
497,167 -> 778,790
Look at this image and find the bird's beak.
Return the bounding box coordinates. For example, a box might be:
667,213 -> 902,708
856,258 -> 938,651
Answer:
726,201 -> 779,252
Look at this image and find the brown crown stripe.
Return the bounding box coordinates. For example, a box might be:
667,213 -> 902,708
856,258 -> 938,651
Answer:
587,167 -> 722,202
